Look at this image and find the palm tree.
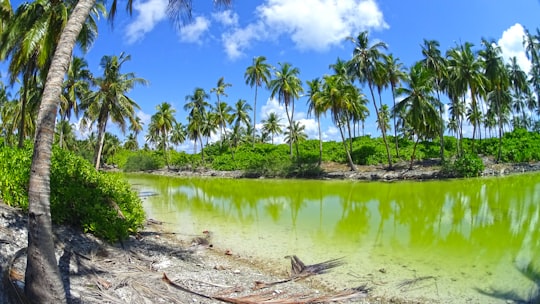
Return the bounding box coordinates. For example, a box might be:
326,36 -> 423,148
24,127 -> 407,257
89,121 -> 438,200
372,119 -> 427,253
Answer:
184,87 -> 210,160
347,31 -> 393,169
0,0 -> 102,148
507,56 -> 530,124
268,62 -> 303,158
211,100 -> 232,147
284,120 -> 307,158
383,53 -> 407,158
59,56 -> 92,148
395,62 -> 441,169
170,122 -> 187,149
261,112 -> 283,144
123,133 -> 138,150
319,74 -> 357,171
149,102 -> 176,167
80,52 -> 147,170
210,77 -> 232,146
421,39 -> 447,160
231,99 -> 252,130
245,56 -> 272,144
306,78 -> 326,166
479,38 -> 512,162
25,0 -> 231,301
446,42 -> 487,149
129,116 -> 144,138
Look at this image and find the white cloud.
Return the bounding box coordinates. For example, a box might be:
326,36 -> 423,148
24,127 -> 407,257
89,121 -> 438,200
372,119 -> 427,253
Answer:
222,22 -> 267,60
222,0 -> 387,59
179,16 -> 211,43
125,0 -> 168,44
498,23 -> 531,73
213,10 -> 239,27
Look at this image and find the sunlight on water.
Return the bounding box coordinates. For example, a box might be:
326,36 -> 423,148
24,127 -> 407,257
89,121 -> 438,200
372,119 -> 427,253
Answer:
126,173 -> 540,303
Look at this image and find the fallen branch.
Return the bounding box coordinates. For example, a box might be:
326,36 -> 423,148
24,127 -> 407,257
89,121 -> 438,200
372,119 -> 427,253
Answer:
253,255 -> 345,290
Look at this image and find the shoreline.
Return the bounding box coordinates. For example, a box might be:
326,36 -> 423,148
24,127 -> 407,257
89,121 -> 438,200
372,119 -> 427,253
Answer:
127,158 -> 540,181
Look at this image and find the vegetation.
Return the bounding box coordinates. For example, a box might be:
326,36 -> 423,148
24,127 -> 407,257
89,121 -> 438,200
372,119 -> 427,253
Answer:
1,0 -> 540,299
0,143 -> 145,241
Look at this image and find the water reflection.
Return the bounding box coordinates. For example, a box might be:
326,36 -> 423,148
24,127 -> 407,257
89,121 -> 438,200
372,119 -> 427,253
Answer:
127,173 -> 540,302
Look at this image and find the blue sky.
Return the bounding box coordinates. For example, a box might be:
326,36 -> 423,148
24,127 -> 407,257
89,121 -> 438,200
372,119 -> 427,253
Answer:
2,0 -> 540,152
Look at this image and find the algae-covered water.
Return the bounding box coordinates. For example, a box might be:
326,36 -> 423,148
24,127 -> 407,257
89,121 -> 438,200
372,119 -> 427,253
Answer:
126,173 -> 540,303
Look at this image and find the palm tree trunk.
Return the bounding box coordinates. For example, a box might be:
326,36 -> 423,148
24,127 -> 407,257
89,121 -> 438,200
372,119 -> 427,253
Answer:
26,0 -> 95,301
391,85 -> 400,158
410,136 -> 420,170
436,89 -> 444,161
368,82 -> 393,169
252,85 -> 258,146
339,125 -> 356,171
94,120 -> 107,170
284,102 -> 293,158
317,116 -> 322,167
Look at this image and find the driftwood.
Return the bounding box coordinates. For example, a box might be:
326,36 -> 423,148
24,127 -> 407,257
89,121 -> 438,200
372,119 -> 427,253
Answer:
254,255 -> 346,290
162,272 -> 369,304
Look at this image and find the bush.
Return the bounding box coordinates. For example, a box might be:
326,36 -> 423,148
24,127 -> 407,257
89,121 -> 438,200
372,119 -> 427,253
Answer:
443,154 -> 485,178
0,145 -> 145,242
123,151 -> 163,172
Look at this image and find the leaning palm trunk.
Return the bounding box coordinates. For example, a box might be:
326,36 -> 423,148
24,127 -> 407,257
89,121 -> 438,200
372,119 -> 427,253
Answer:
26,0 -> 96,302
94,120 -> 107,170
338,124 -> 356,171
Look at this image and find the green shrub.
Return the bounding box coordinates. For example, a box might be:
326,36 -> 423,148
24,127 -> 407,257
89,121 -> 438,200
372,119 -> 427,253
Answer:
123,151 -> 163,172
0,146 -> 31,208
443,154 -> 485,178
0,145 -> 145,242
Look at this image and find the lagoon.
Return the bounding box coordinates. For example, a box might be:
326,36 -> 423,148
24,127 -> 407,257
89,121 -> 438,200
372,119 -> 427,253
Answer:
126,173 -> 540,303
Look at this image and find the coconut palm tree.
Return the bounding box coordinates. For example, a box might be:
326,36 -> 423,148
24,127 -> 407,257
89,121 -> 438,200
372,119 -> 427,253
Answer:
25,1 -> 231,300
347,31 -> 393,168
59,56 -> 92,148
170,122 -> 187,149
446,42 -> 487,149
383,53 -> 407,158
421,39 -> 447,160
268,62 -> 303,158
261,112 -> 283,144
395,62 -> 441,169
319,74 -> 357,171
245,56 -> 272,144
80,52 -> 147,170
231,99 -> 252,130
149,102 -> 176,167
507,56 -> 531,125
123,133 -> 138,150
211,100 -> 232,147
285,120 -> 307,159
185,87 -> 210,159
0,0 -> 102,148
479,38 -> 512,162
306,78 -> 326,166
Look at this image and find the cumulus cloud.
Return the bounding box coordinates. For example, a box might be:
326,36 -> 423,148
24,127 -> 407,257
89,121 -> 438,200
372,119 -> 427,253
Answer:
221,22 -> 267,60
498,23 -> 531,73
179,16 -> 211,43
222,0 -> 387,59
125,0 -> 168,44
213,10 -> 239,27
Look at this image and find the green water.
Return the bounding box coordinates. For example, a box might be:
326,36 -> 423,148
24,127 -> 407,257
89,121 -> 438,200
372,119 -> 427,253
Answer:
127,173 -> 540,303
